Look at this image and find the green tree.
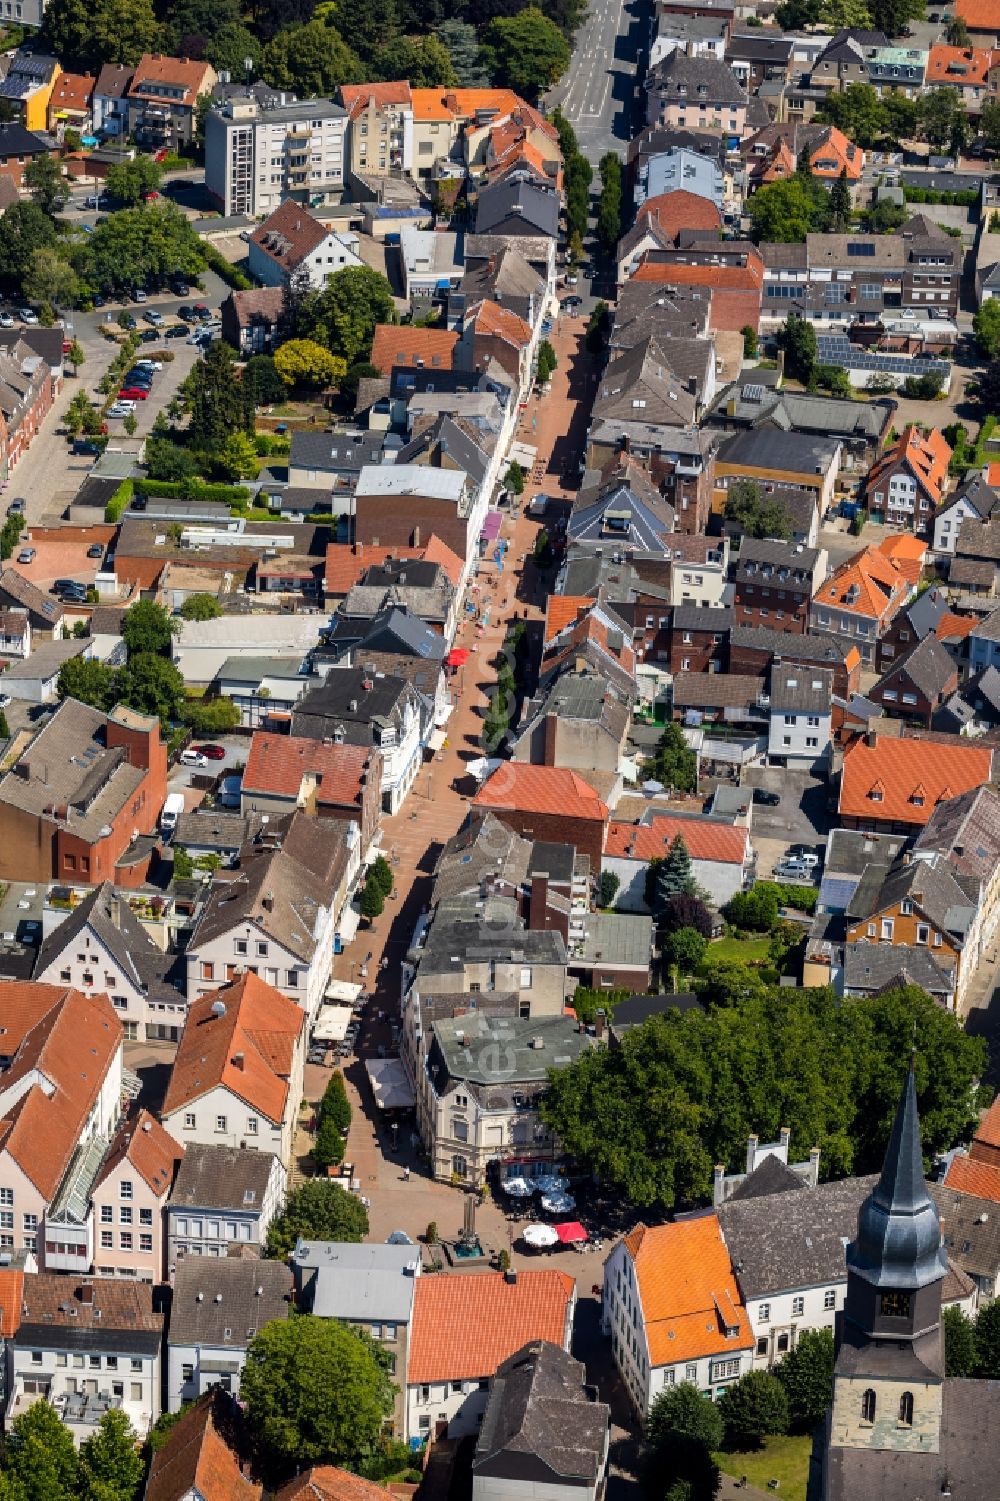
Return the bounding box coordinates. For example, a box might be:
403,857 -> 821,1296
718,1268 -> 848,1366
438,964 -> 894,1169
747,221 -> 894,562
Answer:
947,15 -> 970,43
656,834 -> 696,904
665,926 -> 707,978
339,360 -> 381,407
479,8 -> 571,99
436,19 -> 490,86
4,1400 -> 81,1501
360,877 -> 385,921
861,197 -> 909,234
42,0 -> 162,71
505,459 -> 526,496
537,339 -> 558,383
185,342 -> 253,450
79,1409 -> 143,1501
0,709 -> 10,740
647,721 -> 697,793
262,22 -> 363,97
297,265 -> 396,365
178,593 -> 222,621
598,870 -> 620,908
974,1291 -> 1000,1377
122,599 -> 177,657
320,1070 -> 352,1134
172,846 -> 194,880
749,177 -> 827,243
105,157 -> 162,207
377,34 -> 457,88
24,155 -> 69,216
23,247 -> 80,316
982,99 -> 1000,155
66,339 -> 85,376
778,312 -> 818,385
117,654 -> 186,721
724,477 -> 793,540
718,1371 -> 789,1451
370,854 -> 394,897
775,1327 -> 834,1430
245,355 -> 288,408
180,696 -> 242,734
974,300 -> 1000,360
57,656 -> 118,711
241,1316 -> 394,1471
265,1179 -> 368,1259
741,325 -> 758,359
944,1304 -> 977,1378
86,201 -> 206,296
0,201 -> 59,290
919,88 -> 969,152
870,0 -> 926,40
597,150 -> 623,253
724,885 -> 779,933
218,432 -> 260,481
817,83 -> 888,150
647,1382 -> 724,1454
144,437 -> 200,484
206,23 -> 263,78
274,338 -> 346,388
820,0 -> 872,23
829,167 -> 852,233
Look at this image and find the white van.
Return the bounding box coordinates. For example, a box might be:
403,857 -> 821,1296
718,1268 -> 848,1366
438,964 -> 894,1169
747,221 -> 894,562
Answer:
160,792 -> 185,837
774,858 -> 811,883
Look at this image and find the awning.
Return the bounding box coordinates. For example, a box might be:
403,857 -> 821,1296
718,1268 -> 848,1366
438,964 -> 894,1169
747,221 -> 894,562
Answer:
427,728 -> 446,752
325,979 -> 363,1004
480,511 -> 502,542
312,1004 -> 353,1042
447,648 -> 470,668
554,1221 -> 587,1244
335,903 -> 361,945
366,1057 -> 416,1110
434,702 -> 455,727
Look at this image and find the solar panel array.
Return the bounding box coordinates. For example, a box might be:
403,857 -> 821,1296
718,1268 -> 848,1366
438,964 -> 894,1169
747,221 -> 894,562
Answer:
816,335 -> 949,378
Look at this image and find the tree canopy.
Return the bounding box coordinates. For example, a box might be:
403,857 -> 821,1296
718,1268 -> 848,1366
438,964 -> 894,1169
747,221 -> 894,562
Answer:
262,22 -> 363,96
85,202 -> 205,296
122,599 -> 177,657
240,1316 -> 395,1472
724,478 -> 793,541
479,7 -> 571,98
266,1179 -> 369,1259
42,0 -> 162,72
749,176 -> 830,243
775,1328 -> 834,1429
646,722 -> 698,794
540,983 -> 986,1211
296,265 -> 396,366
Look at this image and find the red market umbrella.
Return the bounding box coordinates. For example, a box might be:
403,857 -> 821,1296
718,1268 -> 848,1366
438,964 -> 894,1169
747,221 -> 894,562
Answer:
554,1221 -> 588,1244
447,648 -> 470,667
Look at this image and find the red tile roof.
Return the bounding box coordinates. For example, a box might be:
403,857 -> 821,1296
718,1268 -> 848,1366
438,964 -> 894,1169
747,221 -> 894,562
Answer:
0,983 -> 122,1199
868,426 -> 952,508
839,734 -> 993,827
250,200 -> 331,271
408,1270 -> 574,1384
0,1269 -> 23,1339
48,72 -> 95,113
637,191 -> 722,241
161,973 -> 304,1126
927,43 -> 995,86
625,1217 -> 752,1366
96,1108 -> 183,1198
471,299 -> 532,347
370,326 -> 459,376
972,1094 -> 1000,1156
275,1470 -> 390,1501
944,1152 -> 1000,1203
128,52 -> 215,108
473,765 -> 610,823
633,251 -> 764,290
544,596 -> 590,643
815,544 -> 911,621
146,1392 -> 259,1501
606,815 -> 749,866
421,534 -> 464,588
324,544 -> 424,595
808,124 -> 863,180
935,612 -> 976,643
955,0 -> 1000,29
339,82 -> 412,121
243,732 -> 374,810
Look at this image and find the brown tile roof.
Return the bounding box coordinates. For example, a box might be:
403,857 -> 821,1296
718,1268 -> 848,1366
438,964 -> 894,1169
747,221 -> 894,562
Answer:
815,544 -> 911,621
339,82 -> 412,121
408,1270 -> 575,1384
606,815 -> 749,865
275,1470 -> 390,1501
18,1272 -> 163,1335
972,1094 -> 1000,1156
128,52 -> 214,108
867,425 -> 952,508
228,287 -> 283,329
955,0 -> 1000,27
95,1108 -> 183,1198
161,973 -> 304,1125
146,1392 -> 259,1501
838,733 -> 993,827
637,190 -> 721,241
927,42 -> 994,85
369,325 -> 459,376
544,596 -> 590,643
421,534 -> 464,587
48,72 -> 95,113
242,732 -> 375,810
944,1151 -> 1000,1202
0,983 -> 122,1199
473,765 -> 609,822
0,1269 -> 23,1338
470,299 -> 532,347
250,200 -> 330,272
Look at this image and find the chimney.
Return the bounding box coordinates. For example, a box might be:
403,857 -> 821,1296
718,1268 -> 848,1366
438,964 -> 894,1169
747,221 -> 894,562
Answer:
778,1125 -> 790,1158
746,1133 -> 758,1174
109,893 -> 121,929
808,1145 -> 821,1187
529,871 -> 549,932
594,1008 -> 606,1040
262,891 -> 274,912
543,714 -> 558,765
504,1267 -> 518,1285
232,1052 -> 245,1070
713,1163 -> 726,1208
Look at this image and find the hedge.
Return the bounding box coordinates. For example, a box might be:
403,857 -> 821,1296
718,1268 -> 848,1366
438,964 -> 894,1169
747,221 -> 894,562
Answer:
202,242 -> 253,291
902,187 -> 978,207
756,880 -> 818,914
105,478 -> 134,523
134,478 -> 251,503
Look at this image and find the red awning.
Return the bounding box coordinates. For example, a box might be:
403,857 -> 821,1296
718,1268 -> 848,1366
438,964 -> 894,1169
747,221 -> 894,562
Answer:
447,648 -> 471,667
554,1221 -> 587,1244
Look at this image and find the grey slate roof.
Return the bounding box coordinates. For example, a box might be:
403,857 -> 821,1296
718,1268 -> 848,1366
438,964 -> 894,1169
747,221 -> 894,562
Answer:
433,812 -> 532,907
429,1011 -> 587,1088
34,881 -> 184,1003
769,665 -> 833,714
168,1257 -> 293,1349
289,429 -> 385,474
673,604 -> 733,632
730,625 -> 855,666
931,1180 -> 1000,1286
173,811 -> 252,853
844,940 -> 955,996
293,1240 -> 420,1322
646,51 -> 748,106
847,854 -> 976,939
913,782 -> 1000,885
718,1173 -> 879,1298
902,584 -> 949,642
717,427 -> 840,476
876,634 -> 955,702
169,1144 -> 280,1214
474,180 -> 559,238
727,1154 -> 807,1201
474,1341 -> 609,1486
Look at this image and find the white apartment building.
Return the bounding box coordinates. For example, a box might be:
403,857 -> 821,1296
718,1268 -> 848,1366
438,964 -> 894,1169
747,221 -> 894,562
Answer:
205,92 -> 348,218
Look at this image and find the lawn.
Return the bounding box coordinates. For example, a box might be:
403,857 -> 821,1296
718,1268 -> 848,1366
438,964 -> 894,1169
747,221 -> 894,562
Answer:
713,1434 -> 812,1500
700,935 -> 772,967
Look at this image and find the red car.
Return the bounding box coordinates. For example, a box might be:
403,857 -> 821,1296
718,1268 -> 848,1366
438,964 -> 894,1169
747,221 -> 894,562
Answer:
118,387 -> 149,401
193,743 -> 226,761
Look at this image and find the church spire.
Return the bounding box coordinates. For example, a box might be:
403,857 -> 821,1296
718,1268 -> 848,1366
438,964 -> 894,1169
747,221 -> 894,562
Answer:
847,1062 -> 947,1292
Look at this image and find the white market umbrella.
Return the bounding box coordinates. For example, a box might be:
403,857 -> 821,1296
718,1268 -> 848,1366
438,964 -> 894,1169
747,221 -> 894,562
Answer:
533,1174 -> 568,1194
541,1191 -> 576,1215
504,1176 -> 536,1198
522,1224 -> 559,1250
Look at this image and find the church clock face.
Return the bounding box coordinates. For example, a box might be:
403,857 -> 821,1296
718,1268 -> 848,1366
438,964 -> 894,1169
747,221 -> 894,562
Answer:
879,1290 -> 912,1318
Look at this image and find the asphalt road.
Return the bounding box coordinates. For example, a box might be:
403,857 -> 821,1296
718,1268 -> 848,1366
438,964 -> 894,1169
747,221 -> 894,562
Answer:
546,0 -> 651,164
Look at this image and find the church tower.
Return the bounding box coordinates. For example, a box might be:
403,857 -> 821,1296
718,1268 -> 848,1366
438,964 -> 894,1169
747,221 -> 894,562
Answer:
827,1064 -> 948,1456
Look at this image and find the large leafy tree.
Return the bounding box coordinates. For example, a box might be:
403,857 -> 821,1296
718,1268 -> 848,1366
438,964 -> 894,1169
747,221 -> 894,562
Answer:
205,24 -> 263,79
718,1371 -> 789,1450
646,722 -> 697,793
647,1383 -> 724,1454
105,158 -> 162,207
479,8 -> 571,99
185,342 -> 254,451
870,0 -> 926,40
265,1180 -> 369,1259
122,600 -> 177,657
778,312 -> 818,386
274,339 -> 346,388
24,156 -> 69,216
3,1401 -> 81,1501
58,656 -> 119,711
540,984 -> 986,1211
23,248 -> 81,317
724,478 -> 792,541
298,265 -> 396,366
85,202 -> 205,296
42,0 -> 162,72
79,1409 -> 144,1501
0,202 -> 59,290
117,654 -> 186,722
262,22 -> 363,96
334,0 -> 398,65
749,176 -> 828,243
817,83 -> 890,149
974,1293 -> 1000,1377
775,1328 -> 834,1430
244,355 -> 287,408
165,0 -> 240,50
240,1317 -> 395,1471
974,301 -> 1000,360
944,1304 -> 977,1377
918,88 -> 969,152
376,34 -> 456,87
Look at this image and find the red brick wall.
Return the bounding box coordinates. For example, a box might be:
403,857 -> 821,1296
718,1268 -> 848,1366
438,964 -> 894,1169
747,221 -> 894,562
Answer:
733,587 -> 809,633
354,494 -> 470,565
670,627 -> 726,674
484,805 -> 607,871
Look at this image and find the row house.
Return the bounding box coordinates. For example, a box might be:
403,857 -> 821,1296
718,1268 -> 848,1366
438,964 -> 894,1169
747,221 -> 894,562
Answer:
808,543 -> 915,666
869,635 -> 958,729
204,89 -> 348,218
837,732 -> 994,835
240,731 -> 382,860
338,82 -> 413,178
166,1257 -> 292,1412
472,764 -> 609,873
603,811 -> 753,910
713,428 -> 841,518
126,53 -> 216,147
160,974 -> 306,1167
914,784 -> 1000,961
165,1143 -> 284,1269
733,538 -> 826,634
644,52 -> 750,135
291,666 -> 425,815
863,425 -> 951,536
90,1111 -> 182,1284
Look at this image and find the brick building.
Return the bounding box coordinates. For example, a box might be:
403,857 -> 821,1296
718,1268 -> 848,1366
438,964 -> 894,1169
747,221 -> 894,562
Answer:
472,765 -> 609,871
732,538 -> 824,633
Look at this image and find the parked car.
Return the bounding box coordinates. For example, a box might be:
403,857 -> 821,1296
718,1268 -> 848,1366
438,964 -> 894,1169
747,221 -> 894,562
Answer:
786,845 -> 821,869
53,578 -> 87,594
134,359 -> 163,371
180,748 -> 208,768
143,310 -> 164,325
7,499 -> 25,516
92,294 -> 105,308
107,402 -> 134,418
563,274 -> 578,286
121,314 -> 138,330
83,195 -> 98,209
774,859 -> 812,883
562,294 -> 583,310
18,308 -> 38,324
0,313 -> 13,328
0,693 -> 11,709
87,543 -> 104,558
177,306 -> 196,321
132,289 -> 148,303
752,788 -> 780,807
193,743 -> 226,760
193,303 -> 211,319
16,548 -> 35,564
166,323 -> 187,339
118,387 -> 149,400
139,329 -> 160,344
171,280 -> 190,296
73,439 -> 102,456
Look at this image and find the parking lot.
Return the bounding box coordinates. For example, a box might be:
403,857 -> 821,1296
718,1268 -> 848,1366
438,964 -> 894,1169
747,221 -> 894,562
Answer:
166,734 -> 249,803
736,767 -> 831,880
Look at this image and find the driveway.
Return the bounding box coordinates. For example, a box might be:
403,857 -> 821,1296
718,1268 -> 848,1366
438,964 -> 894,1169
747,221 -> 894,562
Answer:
739,767 -> 832,847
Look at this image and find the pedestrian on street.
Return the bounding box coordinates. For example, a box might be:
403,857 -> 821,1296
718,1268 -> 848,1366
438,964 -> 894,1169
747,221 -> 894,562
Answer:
403,1166 -> 410,1182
